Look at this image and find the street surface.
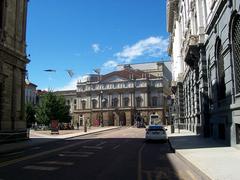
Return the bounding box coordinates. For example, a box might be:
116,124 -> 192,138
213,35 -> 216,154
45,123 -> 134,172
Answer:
0,127 -> 209,180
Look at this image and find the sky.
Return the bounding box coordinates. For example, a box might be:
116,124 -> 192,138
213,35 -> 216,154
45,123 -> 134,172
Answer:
26,0 -> 169,90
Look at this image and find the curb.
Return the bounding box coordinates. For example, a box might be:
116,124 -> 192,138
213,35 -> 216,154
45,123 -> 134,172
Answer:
0,127 -> 121,155
64,126 -> 121,140
168,138 -> 212,180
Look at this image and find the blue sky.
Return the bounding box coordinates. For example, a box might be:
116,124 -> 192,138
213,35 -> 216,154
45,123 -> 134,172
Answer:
26,0 -> 169,90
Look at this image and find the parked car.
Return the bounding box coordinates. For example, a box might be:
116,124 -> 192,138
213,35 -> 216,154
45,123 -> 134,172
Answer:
145,125 -> 168,142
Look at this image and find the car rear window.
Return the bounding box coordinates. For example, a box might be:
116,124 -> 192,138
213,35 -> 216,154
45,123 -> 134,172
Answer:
148,126 -> 164,131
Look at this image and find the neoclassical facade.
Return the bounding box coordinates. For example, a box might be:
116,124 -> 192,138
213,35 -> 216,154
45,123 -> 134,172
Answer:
72,62 -> 172,126
0,0 -> 29,142
167,0 -> 240,146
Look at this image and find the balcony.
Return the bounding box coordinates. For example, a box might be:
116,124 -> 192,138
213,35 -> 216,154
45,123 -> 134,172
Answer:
182,34 -> 200,68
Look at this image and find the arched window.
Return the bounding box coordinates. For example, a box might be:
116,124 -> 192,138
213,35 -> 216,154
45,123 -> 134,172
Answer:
232,15 -> 240,94
112,98 -> 118,108
216,39 -> 226,100
123,97 -> 129,107
81,100 -> 86,110
136,97 -> 142,108
92,99 -> 98,109
152,96 -> 158,107
102,98 -> 108,108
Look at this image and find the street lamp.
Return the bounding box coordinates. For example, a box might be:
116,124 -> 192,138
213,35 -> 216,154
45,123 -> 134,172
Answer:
100,90 -> 104,127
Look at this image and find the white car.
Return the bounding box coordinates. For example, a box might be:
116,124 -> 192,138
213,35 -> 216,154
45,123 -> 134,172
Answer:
145,125 -> 168,141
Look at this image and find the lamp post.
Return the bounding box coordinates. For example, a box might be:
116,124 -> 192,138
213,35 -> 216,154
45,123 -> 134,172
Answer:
100,90 -> 104,127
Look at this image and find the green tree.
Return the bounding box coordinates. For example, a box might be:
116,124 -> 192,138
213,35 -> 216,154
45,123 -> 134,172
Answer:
25,103 -> 36,128
35,92 -> 71,125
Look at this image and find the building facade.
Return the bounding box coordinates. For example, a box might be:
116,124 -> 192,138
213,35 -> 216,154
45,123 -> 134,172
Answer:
55,90 -> 77,124
25,80 -> 37,105
167,0 -> 240,146
0,0 -> 29,142
72,62 -> 172,127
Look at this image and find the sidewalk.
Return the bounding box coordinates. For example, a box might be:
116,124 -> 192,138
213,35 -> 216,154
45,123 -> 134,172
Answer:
167,127 -> 240,180
0,126 -> 120,154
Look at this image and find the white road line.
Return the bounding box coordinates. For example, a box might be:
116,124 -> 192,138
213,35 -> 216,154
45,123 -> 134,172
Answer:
0,140 -> 92,168
58,154 -> 89,158
96,141 -> 106,147
31,147 -> 41,150
4,151 -> 24,156
112,144 -> 120,150
62,151 -> 95,155
82,146 -> 103,150
23,165 -> 59,171
38,161 -> 74,166
138,143 -> 146,180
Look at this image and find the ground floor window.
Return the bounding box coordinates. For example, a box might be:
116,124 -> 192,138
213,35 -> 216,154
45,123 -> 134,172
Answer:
236,124 -> 240,144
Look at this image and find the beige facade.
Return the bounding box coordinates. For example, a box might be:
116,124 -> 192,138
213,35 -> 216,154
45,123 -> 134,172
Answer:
73,62 -> 172,126
0,0 -> 28,142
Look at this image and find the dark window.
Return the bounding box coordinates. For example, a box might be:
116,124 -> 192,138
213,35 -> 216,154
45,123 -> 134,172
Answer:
74,99 -> 77,104
123,97 -> 129,107
112,98 -> 118,108
136,97 -> 142,107
92,99 -> 97,109
232,15 -> 240,94
81,100 -> 86,110
152,96 -> 158,107
0,0 -> 4,30
102,98 -> 108,108
216,40 -> 226,100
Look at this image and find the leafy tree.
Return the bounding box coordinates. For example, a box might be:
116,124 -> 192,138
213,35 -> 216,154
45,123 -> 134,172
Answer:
25,103 -> 36,128
35,92 -> 71,125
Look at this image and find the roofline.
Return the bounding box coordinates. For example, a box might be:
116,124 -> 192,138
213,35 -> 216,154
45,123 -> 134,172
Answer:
117,60 -> 171,66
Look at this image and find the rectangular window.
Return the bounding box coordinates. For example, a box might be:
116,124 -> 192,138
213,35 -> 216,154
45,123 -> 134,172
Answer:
0,0 -> 3,30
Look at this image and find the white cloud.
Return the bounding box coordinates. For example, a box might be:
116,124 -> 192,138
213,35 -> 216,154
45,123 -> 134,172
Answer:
92,43 -> 101,53
115,36 -> 168,63
57,76 -> 85,91
103,60 -> 118,68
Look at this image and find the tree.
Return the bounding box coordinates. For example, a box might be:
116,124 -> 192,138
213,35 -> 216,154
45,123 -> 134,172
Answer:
35,92 -> 71,125
25,103 -> 36,128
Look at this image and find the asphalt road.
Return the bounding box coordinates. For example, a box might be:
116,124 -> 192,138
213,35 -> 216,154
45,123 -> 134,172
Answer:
0,127 -> 210,180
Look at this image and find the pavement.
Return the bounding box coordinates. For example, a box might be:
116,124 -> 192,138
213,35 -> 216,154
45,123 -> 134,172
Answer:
167,126 -> 240,180
0,126 -> 120,154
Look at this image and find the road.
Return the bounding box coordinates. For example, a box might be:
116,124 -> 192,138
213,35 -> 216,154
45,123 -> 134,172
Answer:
0,127 -> 210,180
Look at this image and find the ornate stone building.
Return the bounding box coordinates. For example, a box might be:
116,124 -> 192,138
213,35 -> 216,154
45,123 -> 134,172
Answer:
72,62 -> 172,126
167,0 -> 240,146
25,80 -> 37,105
0,0 -> 29,142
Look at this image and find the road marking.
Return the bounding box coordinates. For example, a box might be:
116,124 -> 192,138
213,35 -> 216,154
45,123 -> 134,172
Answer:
112,144 -> 120,150
1,151 -> 24,156
38,161 -> 74,166
82,146 -> 103,150
0,140 -> 92,168
96,141 -> 106,147
59,154 -> 89,158
31,147 -> 41,150
62,151 -> 95,155
137,143 -> 146,180
23,165 -> 58,171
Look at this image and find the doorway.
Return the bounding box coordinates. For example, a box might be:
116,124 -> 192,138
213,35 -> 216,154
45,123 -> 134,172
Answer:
119,111 -> 126,126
